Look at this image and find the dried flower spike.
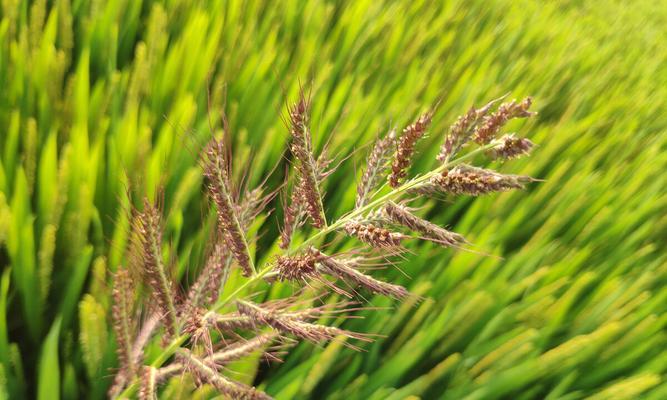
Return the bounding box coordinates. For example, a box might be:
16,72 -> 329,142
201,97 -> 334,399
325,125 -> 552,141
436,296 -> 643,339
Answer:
431,165 -> 533,196
344,221 -> 404,248
288,91 -> 327,228
389,112 -> 433,187
473,97 -> 534,144
384,201 -> 466,247
203,139 -> 256,276
357,128 -> 397,207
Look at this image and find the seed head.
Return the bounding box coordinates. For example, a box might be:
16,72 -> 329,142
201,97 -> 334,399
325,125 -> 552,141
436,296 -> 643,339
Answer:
111,267 -> 135,377
134,200 -> 178,339
488,134 -> 534,160
178,349 -> 272,400
344,221 -> 404,248
473,97 -> 534,144
357,128 -> 397,207
316,253 -> 410,299
384,201 -> 466,246
237,300 -> 372,346
438,96 -> 505,162
288,92 -> 326,228
389,112 -> 433,187
431,165 -> 533,196
274,251 -> 319,282
203,138 -> 255,277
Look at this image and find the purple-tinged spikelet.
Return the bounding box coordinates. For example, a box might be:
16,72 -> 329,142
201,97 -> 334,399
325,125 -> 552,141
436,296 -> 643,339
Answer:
473,97 -> 534,145
437,97 -> 505,162
357,128 -> 397,207
344,221 -> 404,248
488,134 -> 534,160
157,333 -> 279,381
110,268 -> 135,388
135,200 -> 178,339
274,251 -> 319,282
288,92 -> 326,228
389,112 -> 433,187
316,253 -> 410,299
237,300 -> 372,346
203,139 -> 255,277
182,241 -> 230,317
178,349 -> 272,400
430,165 -> 533,196
384,201 -> 466,247
139,366 -> 157,400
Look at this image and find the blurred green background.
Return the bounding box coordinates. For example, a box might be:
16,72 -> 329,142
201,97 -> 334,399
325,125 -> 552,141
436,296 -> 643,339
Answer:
0,0 -> 666,399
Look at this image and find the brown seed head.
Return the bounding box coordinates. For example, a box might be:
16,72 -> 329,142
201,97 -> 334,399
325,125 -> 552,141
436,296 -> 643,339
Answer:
384,201 -> 466,246
237,300 -> 372,346
316,253 -> 410,299
344,221 -> 403,248
178,349 -> 272,400
473,97 -> 534,145
288,92 -> 326,228
431,165 -> 532,196
389,112 -> 433,187
203,138 -> 255,276
274,251 -> 318,282
357,128 -> 397,208
488,134 -> 534,160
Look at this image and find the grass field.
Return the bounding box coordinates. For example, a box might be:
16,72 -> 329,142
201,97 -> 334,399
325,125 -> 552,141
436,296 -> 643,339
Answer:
0,0 -> 666,399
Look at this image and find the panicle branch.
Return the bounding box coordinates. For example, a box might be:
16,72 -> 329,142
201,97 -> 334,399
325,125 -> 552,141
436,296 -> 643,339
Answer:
389,112 -> 433,187
109,267 -> 136,398
203,139 -> 255,276
178,348 -> 272,400
437,96 -> 505,162
384,201 -> 466,247
287,92 -> 327,228
429,165 -> 534,196
472,97 -> 534,145
237,300 -> 373,346
357,128 -> 397,208
134,200 -> 178,339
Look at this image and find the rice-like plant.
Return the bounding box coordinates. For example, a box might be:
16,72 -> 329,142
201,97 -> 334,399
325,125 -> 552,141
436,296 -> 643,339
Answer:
109,90 -> 537,399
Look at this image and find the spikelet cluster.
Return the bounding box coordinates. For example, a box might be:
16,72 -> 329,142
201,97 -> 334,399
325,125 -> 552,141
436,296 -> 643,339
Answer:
488,134 -> 535,159
237,300 -> 373,346
178,349 -> 272,400
202,139 -> 255,277
357,128 -> 397,207
389,112 -> 433,187
384,201 -> 466,247
473,97 -> 534,144
430,165 -> 533,196
437,97 -> 503,162
134,200 -> 178,339
344,221 -> 404,248
109,268 -> 135,399
287,93 -> 326,228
